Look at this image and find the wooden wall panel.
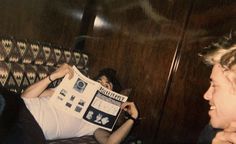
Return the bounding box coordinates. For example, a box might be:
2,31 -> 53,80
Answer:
0,0 -> 86,49
85,0 -> 192,143
87,39 -> 177,143
156,39 -> 211,143
85,0 -> 236,143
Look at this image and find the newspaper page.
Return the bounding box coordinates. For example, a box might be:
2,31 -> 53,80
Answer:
49,66 -> 128,131
83,86 -> 128,131
49,66 -> 99,119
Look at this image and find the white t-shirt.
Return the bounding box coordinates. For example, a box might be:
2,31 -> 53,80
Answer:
22,96 -> 98,140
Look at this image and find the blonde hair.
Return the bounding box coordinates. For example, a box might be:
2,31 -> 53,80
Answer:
199,31 -> 236,70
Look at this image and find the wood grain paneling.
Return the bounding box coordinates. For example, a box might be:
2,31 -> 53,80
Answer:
85,0 -> 236,143
0,0 -> 86,49
85,0 -> 192,143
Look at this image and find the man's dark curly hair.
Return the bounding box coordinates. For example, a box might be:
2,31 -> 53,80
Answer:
199,30 -> 236,69
95,68 -> 122,92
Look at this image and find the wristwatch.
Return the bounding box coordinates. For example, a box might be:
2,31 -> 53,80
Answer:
125,112 -> 139,125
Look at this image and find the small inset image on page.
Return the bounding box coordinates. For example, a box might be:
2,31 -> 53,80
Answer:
73,78 -> 87,93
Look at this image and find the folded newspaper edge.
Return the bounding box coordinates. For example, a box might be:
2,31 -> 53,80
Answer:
49,66 -> 128,131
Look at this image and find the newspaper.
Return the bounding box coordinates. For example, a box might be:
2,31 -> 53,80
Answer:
49,66 -> 128,131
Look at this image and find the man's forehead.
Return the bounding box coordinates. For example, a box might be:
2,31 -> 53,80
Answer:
98,75 -> 110,82
211,64 -> 230,83
212,64 -> 223,74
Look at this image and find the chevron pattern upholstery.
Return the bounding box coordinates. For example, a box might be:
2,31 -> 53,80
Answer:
0,37 -> 89,94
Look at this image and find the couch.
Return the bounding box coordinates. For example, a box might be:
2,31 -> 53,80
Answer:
0,36 -> 99,144
0,36 -> 142,144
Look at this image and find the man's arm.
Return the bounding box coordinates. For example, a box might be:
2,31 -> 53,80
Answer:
94,102 -> 139,144
21,63 -> 74,98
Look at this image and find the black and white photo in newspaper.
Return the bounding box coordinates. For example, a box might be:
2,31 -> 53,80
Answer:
83,86 -> 128,131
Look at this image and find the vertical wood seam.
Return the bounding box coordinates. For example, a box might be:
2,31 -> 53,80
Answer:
154,0 -> 196,143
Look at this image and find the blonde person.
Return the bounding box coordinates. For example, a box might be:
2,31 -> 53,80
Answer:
199,30 -> 236,144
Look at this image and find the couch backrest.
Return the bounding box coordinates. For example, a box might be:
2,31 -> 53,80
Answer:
0,36 -> 89,93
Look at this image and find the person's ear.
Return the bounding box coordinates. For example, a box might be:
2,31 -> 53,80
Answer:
109,82 -> 113,90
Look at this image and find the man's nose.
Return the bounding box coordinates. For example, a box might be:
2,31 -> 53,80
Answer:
100,81 -> 105,86
203,87 -> 212,100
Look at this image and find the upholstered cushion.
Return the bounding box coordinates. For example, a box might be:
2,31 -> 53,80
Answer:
0,37 -> 89,94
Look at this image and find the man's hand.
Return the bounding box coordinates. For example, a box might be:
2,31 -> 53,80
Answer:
212,131 -> 236,144
212,122 -> 236,144
121,102 -> 138,119
50,63 -> 74,81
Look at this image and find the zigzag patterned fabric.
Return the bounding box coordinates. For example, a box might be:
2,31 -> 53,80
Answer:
0,37 -> 89,93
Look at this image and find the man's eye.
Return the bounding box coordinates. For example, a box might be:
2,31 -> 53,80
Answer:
105,84 -> 110,88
